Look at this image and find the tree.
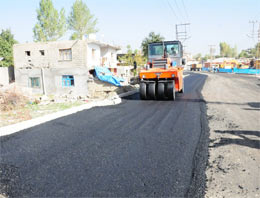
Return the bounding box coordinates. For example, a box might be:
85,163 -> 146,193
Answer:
219,42 -> 237,58
68,0 -> 98,40
141,32 -> 164,58
133,50 -> 146,66
33,0 -> 66,41
119,45 -> 146,66
119,45 -> 134,66
0,29 -> 17,67
193,53 -> 202,61
254,42 -> 260,58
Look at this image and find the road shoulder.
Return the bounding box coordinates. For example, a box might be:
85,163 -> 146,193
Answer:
202,73 -> 260,198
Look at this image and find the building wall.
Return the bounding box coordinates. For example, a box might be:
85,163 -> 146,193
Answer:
15,67 -> 88,96
87,43 -> 101,69
101,47 -> 117,67
13,39 -> 120,96
13,40 -> 88,69
0,67 -> 10,86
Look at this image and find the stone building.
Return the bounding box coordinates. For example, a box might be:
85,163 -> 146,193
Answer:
13,39 -> 120,96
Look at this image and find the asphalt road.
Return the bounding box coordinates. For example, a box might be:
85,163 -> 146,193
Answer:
0,72 -> 209,197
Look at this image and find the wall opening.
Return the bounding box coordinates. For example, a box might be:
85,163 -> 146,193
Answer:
92,49 -> 96,60
62,75 -> 74,87
30,77 -> 41,88
59,49 -> 72,61
25,51 -> 31,56
39,50 -> 45,56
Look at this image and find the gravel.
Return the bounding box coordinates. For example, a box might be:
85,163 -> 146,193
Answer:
202,73 -> 260,198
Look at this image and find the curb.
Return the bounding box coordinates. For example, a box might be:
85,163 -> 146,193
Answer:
0,89 -> 138,137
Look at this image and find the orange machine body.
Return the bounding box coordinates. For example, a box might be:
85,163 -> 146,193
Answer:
139,66 -> 183,92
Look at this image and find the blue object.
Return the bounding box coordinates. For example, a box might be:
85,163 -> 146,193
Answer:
202,67 -> 209,71
218,68 -> 233,73
172,61 -> 177,66
95,66 -> 124,86
233,68 -> 260,74
62,75 -> 74,87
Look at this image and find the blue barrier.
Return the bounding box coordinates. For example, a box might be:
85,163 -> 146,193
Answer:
202,67 -> 260,74
233,68 -> 260,74
218,68 -> 233,73
202,67 -> 209,71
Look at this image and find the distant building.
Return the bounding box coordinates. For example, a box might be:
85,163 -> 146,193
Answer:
13,39 -> 120,96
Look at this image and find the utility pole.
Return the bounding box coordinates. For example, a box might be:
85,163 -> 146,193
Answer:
247,20 -> 258,41
209,45 -> 216,68
176,23 -> 191,58
257,23 -> 260,59
175,23 -> 191,43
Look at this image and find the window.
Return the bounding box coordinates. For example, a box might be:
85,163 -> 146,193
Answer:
62,75 -> 74,87
92,49 -> 96,59
39,50 -> 45,56
25,51 -> 31,56
59,49 -> 72,61
148,44 -> 163,56
165,43 -> 179,56
30,77 -> 40,88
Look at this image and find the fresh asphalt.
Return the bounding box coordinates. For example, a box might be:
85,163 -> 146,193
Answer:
0,72 -> 209,197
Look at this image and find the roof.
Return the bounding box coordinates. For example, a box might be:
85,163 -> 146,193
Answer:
14,39 -> 121,50
87,40 -> 121,50
149,40 -> 182,45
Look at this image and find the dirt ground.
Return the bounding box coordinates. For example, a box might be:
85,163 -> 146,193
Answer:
202,72 -> 260,198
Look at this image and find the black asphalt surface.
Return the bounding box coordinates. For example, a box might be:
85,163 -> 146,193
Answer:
0,73 -> 209,197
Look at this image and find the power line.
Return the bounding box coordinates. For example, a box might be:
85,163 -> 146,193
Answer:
173,0 -> 186,23
166,0 -> 180,22
180,0 -> 190,22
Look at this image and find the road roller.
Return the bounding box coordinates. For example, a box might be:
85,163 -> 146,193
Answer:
139,40 -> 185,100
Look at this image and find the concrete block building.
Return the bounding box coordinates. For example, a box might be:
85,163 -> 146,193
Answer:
13,39 -> 120,96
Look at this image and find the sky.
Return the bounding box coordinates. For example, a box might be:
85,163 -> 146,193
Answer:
0,0 -> 259,55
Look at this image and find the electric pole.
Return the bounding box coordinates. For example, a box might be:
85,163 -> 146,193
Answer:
209,45 -> 216,68
176,23 -> 191,58
175,23 -> 191,43
247,20 -> 258,40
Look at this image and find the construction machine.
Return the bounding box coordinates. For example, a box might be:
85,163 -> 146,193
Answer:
191,63 -> 202,71
139,41 -> 185,100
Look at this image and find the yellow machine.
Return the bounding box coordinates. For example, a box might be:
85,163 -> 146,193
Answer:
191,64 -> 202,71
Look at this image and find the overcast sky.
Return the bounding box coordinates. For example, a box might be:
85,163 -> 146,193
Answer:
0,0 -> 259,55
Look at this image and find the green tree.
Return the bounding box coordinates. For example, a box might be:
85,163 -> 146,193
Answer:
193,53 -> 202,61
219,42 -> 238,57
141,32 -> 164,58
0,29 -> 17,67
33,0 -> 66,41
119,45 -> 134,66
255,42 -> 260,58
133,49 -> 146,66
202,54 -> 210,61
119,45 -> 146,67
68,0 -> 98,40
238,50 -> 249,58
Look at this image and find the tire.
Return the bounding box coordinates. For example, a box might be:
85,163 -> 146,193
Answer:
167,81 -> 176,100
140,82 -> 147,100
157,82 -> 165,100
148,83 -> 156,100
179,79 -> 184,93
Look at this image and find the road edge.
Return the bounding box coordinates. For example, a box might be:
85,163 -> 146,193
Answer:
186,75 -> 210,198
0,89 -> 138,137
